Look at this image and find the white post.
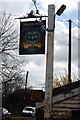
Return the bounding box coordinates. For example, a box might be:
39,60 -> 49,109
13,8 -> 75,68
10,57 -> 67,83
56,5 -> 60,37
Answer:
44,4 -> 55,120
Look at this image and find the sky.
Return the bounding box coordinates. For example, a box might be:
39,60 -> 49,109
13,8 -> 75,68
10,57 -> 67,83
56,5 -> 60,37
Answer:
0,0 -> 80,90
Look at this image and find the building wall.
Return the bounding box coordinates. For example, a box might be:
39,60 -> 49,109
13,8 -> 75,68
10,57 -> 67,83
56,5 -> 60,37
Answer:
53,96 -> 80,119
52,87 -> 80,119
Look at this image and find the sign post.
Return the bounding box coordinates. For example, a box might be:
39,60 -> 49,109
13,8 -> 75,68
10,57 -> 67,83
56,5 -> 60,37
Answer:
44,4 -> 55,120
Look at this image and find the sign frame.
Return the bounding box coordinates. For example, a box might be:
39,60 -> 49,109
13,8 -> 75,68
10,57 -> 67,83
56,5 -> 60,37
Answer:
19,20 -> 46,55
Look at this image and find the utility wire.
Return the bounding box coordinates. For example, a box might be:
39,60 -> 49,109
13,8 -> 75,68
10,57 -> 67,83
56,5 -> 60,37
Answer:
27,72 -> 45,89
56,19 -> 68,22
28,72 -> 41,85
56,28 -> 79,41
72,21 -> 80,28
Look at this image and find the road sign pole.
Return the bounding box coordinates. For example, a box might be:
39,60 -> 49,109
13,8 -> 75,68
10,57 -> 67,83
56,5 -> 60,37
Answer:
44,4 -> 55,120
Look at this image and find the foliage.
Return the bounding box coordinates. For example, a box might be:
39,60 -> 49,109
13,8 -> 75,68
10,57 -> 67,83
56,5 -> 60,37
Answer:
53,70 -> 69,88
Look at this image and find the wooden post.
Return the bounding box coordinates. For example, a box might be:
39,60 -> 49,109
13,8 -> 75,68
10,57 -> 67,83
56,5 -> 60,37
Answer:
44,4 -> 55,120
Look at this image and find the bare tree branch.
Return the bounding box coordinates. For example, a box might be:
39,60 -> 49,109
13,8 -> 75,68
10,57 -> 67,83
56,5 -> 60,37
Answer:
0,12 -> 25,96
0,12 -> 18,57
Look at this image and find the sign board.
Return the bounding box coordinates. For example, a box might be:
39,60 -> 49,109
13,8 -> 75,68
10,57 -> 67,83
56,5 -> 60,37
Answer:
19,20 -> 46,55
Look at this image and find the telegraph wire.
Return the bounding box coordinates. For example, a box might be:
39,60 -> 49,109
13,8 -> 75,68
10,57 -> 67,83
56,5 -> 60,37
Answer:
26,72 -> 45,89
56,28 -> 79,41
28,72 -> 41,85
72,20 -> 80,28
56,19 -> 69,22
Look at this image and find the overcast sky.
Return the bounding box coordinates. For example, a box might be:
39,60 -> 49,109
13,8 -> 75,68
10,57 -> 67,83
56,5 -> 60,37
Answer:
0,0 -> 80,89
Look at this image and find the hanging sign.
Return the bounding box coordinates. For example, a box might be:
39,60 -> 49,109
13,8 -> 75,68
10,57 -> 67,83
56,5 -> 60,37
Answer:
19,20 -> 46,55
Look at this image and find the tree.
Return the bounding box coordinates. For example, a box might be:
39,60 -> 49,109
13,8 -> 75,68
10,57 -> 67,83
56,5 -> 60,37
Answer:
53,69 -> 78,88
0,12 -> 18,56
53,70 -> 69,88
0,12 -> 25,96
2,58 -> 25,96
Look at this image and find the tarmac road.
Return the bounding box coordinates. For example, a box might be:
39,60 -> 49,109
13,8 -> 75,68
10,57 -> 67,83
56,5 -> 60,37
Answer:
11,116 -> 36,120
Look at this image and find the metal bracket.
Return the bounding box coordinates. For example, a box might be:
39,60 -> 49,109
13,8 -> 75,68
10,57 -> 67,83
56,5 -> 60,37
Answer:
46,28 -> 54,32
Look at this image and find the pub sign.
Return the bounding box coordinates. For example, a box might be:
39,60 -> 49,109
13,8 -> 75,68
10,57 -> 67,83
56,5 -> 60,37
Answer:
19,20 -> 46,54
